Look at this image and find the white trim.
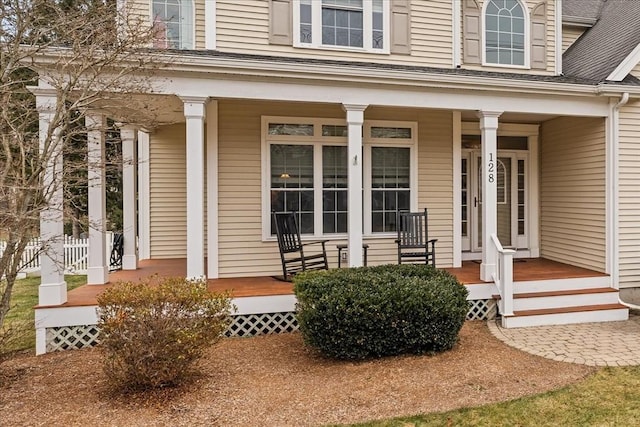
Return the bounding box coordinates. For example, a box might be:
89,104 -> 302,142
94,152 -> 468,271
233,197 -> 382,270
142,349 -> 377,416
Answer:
293,0 -> 390,54
205,0 -> 216,49
528,133 -> 540,257
606,93 -> 629,288
207,100 -> 219,278
607,43 -> 640,82
170,78 -> 610,118
452,111 -> 462,267
137,130 -> 151,260
481,0 -> 530,69
555,0 -> 563,75
452,0 -> 461,68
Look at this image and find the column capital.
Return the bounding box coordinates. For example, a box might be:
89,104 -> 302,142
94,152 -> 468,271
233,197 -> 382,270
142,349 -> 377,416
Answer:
180,96 -> 209,119
343,104 -> 368,125
115,122 -> 140,132
29,87 -> 58,114
476,110 -> 502,130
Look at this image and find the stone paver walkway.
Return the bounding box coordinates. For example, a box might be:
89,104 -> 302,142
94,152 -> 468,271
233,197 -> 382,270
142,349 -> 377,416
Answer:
487,312 -> 640,366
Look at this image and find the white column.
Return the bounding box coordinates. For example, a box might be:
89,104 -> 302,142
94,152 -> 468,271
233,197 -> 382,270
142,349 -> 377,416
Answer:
478,110 -> 502,282
343,104 -> 368,267
137,130 -> 151,260
36,90 -> 67,306
86,113 -> 109,284
119,125 -> 138,270
452,111 -> 462,268
181,96 -> 208,279
206,100 -> 219,278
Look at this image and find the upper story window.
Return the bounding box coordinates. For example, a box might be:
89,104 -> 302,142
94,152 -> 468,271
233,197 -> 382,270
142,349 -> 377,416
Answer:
152,0 -> 194,49
484,0 -> 526,66
295,0 -> 388,53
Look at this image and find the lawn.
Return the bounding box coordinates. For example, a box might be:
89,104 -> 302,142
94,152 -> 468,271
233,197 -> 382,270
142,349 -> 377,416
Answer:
349,366 -> 640,426
2,275 -> 86,352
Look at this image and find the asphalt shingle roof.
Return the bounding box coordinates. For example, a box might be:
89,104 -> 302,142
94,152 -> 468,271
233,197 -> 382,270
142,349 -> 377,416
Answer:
563,0 -> 605,23
563,0 -> 640,82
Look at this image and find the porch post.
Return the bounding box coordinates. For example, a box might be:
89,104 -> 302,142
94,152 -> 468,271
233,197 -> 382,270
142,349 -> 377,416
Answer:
478,110 -> 502,282
86,113 -> 109,284
181,96 -> 208,279
119,124 -> 138,270
35,89 -> 67,306
343,104 -> 368,267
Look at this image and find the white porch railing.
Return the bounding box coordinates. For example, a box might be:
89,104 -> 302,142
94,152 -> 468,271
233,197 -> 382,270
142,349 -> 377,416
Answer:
0,233 -> 115,275
491,233 -> 516,317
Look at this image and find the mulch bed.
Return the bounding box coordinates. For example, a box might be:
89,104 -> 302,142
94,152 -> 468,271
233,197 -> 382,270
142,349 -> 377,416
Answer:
0,321 -> 594,426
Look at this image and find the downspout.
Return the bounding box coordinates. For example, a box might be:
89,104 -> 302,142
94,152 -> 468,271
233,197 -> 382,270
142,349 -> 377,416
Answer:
606,92 -> 628,301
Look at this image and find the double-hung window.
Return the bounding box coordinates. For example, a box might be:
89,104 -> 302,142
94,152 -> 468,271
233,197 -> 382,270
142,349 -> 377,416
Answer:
296,0 -> 388,53
263,117 -> 417,240
151,0 -> 194,49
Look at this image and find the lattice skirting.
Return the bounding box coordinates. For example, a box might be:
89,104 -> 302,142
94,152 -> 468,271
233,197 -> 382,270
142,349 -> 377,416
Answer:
44,301 -> 496,352
467,299 -> 497,321
46,324 -> 101,353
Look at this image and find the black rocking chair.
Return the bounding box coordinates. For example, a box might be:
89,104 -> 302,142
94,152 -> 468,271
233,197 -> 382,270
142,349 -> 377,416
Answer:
272,211 -> 329,281
109,232 -> 124,271
396,208 -> 437,266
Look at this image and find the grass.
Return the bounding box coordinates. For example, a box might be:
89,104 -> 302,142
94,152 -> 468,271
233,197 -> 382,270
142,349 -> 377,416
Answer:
348,367 -> 640,426
2,275 -> 87,352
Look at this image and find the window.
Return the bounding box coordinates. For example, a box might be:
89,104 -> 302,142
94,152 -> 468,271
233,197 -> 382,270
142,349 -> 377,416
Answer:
295,0 -> 388,52
263,118 -> 416,239
484,0 -> 526,66
152,0 -> 194,49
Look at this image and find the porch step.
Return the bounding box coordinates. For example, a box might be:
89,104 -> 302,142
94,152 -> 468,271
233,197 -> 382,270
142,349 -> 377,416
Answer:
512,276 -> 611,293
493,287 -> 620,311
501,303 -> 629,328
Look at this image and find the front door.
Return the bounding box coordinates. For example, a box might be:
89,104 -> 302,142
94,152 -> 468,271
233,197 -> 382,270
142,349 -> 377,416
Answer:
462,149 -> 529,254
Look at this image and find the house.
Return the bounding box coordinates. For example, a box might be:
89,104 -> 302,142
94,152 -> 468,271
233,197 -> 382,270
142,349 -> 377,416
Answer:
33,0 -> 640,354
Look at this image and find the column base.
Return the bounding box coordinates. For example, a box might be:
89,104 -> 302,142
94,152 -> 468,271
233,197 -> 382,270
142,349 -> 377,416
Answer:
480,263 -> 496,282
121,254 -> 138,270
87,266 -> 109,285
39,281 -> 67,306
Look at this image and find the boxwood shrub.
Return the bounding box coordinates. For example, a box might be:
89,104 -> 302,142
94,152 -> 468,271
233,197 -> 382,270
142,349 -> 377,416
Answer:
294,264 -> 469,360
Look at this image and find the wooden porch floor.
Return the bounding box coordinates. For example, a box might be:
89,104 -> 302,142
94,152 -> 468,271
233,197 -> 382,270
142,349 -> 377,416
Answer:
52,258 -> 607,309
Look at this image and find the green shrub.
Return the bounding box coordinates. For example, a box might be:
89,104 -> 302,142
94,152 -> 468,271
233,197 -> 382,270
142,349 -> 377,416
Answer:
97,277 -> 233,391
294,264 -> 469,360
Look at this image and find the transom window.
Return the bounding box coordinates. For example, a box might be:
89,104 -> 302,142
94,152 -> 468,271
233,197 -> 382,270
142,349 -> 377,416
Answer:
151,0 -> 194,49
296,0 -> 388,53
263,117 -> 416,239
484,0 -> 526,66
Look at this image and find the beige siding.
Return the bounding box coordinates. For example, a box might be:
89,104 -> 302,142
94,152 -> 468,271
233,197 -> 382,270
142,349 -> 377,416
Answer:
148,102 -> 454,277
618,101 -> 640,288
632,63 -> 640,79
562,26 -> 584,52
195,0 -> 205,48
539,117 -> 606,272
462,0 -> 557,75
216,101 -> 454,277
149,124 -> 187,258
216,0 -> 454,68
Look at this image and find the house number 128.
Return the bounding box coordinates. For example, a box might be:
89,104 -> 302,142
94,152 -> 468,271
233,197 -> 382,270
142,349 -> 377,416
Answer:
487,154 -> 495,183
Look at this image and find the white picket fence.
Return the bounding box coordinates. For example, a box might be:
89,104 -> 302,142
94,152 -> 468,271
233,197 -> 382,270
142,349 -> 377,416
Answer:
0,233 -> 116,275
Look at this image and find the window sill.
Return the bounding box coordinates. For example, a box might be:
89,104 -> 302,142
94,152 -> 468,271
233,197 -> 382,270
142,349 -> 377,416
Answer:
293,43 -> 390,55
481,62 -> 531,70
